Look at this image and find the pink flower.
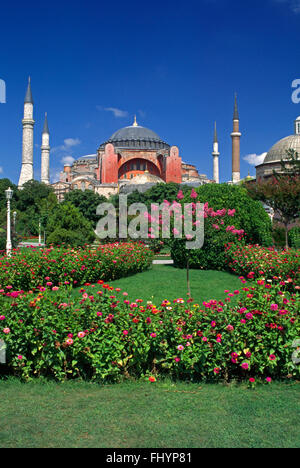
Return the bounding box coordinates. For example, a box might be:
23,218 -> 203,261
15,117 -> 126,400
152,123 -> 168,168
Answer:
249,378 -> 255,383
269,354 -> 276,361
174,357 -> 181,362
123,330 -> 128,335
213,367 -> 220,374
66,338 -> 74,346
245,313 -> 253,320
190,189 -> 198,199
202,337 -> 208,342
270,304 -> 278,311
17,355 -> 23,360
3,328 -> 10,334
241,362 -> 249,370
77,331 -> 86,338
0,315 -> 5,321
177,345 -> 184,351
150,333 -> 157,338
266,377 -> 272,383
177,190 -> 184,200
211,321 -> 216,328
227,325 -> 234,332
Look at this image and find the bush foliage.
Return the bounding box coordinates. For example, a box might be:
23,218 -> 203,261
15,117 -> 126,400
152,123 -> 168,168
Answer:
171,184 -> 272,270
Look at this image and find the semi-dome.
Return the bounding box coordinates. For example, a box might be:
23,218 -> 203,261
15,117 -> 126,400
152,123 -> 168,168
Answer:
99,116 -> 170,150
263,117 -> 300,164
126,170 -> 165,185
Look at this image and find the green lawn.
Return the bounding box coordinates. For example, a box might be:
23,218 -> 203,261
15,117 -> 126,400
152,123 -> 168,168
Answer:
0,379 -> 299,448
77,265 -> 242,305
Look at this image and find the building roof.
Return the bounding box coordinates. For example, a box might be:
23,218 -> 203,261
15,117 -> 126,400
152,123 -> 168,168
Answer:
264,134 -> 300,163
126,171 -> 165,185
100,118 -> 170,150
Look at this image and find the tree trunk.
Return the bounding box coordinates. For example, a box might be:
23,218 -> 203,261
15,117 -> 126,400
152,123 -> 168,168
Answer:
187,256 -> 191,298
284,223 -> 289,249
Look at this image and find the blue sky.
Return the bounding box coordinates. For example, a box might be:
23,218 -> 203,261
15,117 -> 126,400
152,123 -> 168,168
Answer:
1,0 -> 300,184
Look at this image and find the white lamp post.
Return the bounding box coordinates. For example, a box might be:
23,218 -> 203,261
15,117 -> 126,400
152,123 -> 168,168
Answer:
5,187 -> 13,257
13,211 -> 17,230
38,219 -> 41,244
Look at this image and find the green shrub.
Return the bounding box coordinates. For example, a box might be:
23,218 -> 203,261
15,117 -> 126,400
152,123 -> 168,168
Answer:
46,202 -> 95,247
171,184 -> 272,270
289,226 -> 300,249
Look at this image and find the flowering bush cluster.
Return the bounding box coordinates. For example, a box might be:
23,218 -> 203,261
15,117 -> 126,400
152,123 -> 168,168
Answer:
0,277 -> 298,384
0,243 -> 154,291
225,243 -> 300,290
171,184 -> 272,270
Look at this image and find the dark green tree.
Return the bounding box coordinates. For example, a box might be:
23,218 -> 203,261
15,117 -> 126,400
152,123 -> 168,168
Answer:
46,202 -> 95,247
63,189 -> 107,228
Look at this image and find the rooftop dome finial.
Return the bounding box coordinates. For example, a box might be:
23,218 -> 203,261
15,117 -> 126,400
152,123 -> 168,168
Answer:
295,116 -> 300,135
133,115 -> 138,127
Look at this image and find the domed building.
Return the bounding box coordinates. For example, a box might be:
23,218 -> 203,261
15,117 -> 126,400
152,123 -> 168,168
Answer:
54,116 -> 209,199
256,117 -> 300,179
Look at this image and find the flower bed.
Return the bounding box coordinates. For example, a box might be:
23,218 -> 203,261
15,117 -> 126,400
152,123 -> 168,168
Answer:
0,278 -> 299,384
225,243 -> 300,289
0,243 -> 154,291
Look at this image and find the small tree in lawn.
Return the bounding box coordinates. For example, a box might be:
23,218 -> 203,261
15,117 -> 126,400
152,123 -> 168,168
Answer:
247,171 -> 300,249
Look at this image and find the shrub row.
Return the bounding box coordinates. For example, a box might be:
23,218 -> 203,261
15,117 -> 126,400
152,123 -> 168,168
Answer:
225,243 -> 300,289
0,243 -> 154,291
0,278 -> 299,383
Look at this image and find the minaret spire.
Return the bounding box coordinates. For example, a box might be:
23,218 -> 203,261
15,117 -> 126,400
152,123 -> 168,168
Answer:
231,93 -> 241,183
18,77 -> 35,188
133,115 -> 138,127
212,121 -> 220,183
41,112 -> 50,185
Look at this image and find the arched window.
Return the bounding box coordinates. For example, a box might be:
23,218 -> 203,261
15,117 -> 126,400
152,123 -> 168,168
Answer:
81,182 -> 85,191
297,122 -> 300,134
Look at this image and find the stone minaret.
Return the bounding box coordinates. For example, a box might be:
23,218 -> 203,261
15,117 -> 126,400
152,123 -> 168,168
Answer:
212,121 -> 220,183
41,113 -> 50,184
231,94 -> 241,183
18,77 -> 35,188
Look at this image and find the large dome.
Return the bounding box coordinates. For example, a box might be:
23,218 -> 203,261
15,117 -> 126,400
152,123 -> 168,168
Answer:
264,134 -> 300,163
99,118 -> 170,150
263,117 -> 300,164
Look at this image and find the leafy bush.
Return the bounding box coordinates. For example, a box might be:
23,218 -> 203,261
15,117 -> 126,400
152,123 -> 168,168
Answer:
0,243 -> 154,291
289,226 -> 300,249
46,202 -> 95,247
0,278 -> 299,383
171,184 -> 272,270
225,243 -> 300,289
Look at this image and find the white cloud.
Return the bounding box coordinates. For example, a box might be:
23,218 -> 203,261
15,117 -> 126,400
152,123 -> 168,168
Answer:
0,167 -> 3,174
272,0 -> 300,13
61,155 -> 75,165
63,138 -> 81,148
51,138 -> 81,154
97,106 -> 128,118
243,152 -> 267,166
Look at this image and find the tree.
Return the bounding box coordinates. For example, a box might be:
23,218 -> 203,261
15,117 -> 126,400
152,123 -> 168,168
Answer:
63,190 -> 107,228
277,149 -> 300,177
247,174 -> 300,248
46,202 -> 95,247
15,180 -> 57,237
